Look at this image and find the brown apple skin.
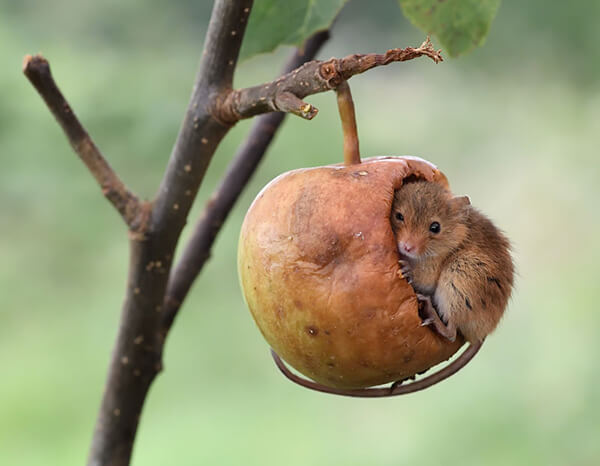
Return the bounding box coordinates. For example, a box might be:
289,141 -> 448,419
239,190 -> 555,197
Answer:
238,156 -> 464,389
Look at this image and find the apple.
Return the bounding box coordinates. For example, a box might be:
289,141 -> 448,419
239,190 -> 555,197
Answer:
238,155 -> 464,389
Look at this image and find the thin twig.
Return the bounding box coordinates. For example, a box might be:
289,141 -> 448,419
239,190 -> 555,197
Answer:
217,37 -> 442,123
162,30 -> 330,332
22,54 -> 143,229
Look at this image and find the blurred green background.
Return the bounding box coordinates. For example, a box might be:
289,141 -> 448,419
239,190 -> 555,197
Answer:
1,1 -> 599,465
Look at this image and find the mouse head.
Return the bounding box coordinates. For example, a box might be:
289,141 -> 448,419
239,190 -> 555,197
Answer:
390,180 -> 470,260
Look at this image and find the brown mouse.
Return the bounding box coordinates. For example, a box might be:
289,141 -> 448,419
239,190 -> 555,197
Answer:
266,179 -> 512,399
391,179 -> 514,343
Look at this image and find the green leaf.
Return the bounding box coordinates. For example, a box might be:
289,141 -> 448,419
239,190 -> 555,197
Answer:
398,0 -> 501,56
240,0 -> 348,61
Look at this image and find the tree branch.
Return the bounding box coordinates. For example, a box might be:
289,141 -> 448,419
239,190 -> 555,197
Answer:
162,30 -> 330,332
217,37 -> 442,123
87,1 -> 253,465
150,0 -> 252,250
22,54 -> 143,229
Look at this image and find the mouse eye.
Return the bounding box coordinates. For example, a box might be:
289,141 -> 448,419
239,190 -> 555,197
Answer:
429,222 -> 441,234
395,212 -> 404,222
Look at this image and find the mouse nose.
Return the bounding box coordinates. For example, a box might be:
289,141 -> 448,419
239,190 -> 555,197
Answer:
398,242 -> 414,254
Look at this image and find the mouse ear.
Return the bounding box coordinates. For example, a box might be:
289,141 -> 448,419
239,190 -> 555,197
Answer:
451,195 -> 471,208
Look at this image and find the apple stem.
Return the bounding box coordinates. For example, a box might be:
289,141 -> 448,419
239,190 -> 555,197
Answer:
336,81 -> 361,166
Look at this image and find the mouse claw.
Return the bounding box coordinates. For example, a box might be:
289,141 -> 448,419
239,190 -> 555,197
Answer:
420,317 -> 435,327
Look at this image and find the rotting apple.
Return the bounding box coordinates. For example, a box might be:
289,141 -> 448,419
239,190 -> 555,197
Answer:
238,155 -> 465,389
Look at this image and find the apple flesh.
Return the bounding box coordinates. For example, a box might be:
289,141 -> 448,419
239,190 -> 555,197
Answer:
238,156 -> 464,389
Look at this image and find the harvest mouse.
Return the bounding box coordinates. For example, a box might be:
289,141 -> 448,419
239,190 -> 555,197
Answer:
391,179 -> 514,343
267,179 -> 514,399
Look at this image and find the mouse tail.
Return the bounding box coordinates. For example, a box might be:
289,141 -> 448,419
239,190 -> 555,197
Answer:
270,340 -> 484,398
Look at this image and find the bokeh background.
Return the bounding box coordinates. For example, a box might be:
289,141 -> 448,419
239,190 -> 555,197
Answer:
1,1 -> 599,465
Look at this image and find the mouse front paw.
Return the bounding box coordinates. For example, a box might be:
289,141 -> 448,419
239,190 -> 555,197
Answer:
398,259 -> 413,284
